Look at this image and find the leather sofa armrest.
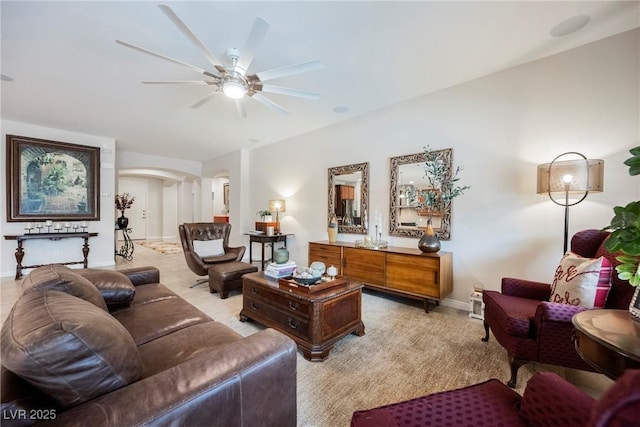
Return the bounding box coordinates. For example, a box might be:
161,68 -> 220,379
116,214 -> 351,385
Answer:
226,245 -> 246,261
117,267 -> 160,286
520,372 -> 594,426
501,277 -> 551,300
44,329 -> 297,427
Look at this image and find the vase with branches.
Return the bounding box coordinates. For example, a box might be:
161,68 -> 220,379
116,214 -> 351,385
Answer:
416,146 -> 470,252
115,193 -> 135,229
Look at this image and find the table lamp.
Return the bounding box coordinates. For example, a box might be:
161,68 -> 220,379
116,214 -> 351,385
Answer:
269,199 -> 286,234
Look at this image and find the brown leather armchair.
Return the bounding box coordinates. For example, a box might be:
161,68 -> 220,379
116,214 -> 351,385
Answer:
179,222 -> 246,287
482,229 -> 635,388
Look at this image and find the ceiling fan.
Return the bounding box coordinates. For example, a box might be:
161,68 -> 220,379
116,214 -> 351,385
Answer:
116,4 -> 322,117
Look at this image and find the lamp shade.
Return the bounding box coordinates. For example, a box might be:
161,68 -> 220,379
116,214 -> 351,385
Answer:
269,199 -> 286,213
537,158 -> 604,194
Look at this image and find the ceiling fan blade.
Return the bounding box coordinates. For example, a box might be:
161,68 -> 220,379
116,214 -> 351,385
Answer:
250,93 -> 289,115
260,84 -> 320,100
235,99 -> 247,118
190,92 -> 218,109
157,4 -> 227,74
255,60 -> 322,82
116,40 -> 218,79
142,80 -> 218,85
234,17 -> 269,77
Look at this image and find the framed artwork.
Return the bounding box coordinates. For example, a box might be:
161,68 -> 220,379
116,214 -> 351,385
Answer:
6,134 -> 100,221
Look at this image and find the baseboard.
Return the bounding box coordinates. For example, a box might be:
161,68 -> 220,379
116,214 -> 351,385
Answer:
440,297 -> 469,312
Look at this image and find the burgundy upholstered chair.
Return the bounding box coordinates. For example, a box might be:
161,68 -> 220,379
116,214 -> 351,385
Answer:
351,369 -> 640,427
482,229 -> 635,388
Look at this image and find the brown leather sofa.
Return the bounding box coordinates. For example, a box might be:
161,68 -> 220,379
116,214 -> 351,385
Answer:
1,265 -> 297,426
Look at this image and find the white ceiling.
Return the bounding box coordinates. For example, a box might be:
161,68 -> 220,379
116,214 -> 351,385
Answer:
1,1 -> 638,162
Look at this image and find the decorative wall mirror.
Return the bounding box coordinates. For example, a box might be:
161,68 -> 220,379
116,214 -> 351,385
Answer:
328,162 -> 369,235
389,149 -> 452,239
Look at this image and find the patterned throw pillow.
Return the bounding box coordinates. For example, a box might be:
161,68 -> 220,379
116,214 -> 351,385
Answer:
549,251 -> 612,308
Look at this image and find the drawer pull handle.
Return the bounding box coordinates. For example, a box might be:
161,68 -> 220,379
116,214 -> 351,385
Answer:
250,302 -> 259,310
288,318 -> 299,329
251,287 -> 258,294
288,301 -> 299,311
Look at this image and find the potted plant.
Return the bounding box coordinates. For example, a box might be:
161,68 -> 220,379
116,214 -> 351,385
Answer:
416,146 -> 470,252
257,209 -> 273,222
603,146 -> 640,289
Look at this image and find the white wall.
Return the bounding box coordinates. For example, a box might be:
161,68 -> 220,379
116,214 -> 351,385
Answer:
225,29 -> 639,308
1,120 -> 117,276
162,183 -> 178,239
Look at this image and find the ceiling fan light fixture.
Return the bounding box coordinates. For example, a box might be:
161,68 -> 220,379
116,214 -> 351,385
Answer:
223,75 -> 247,99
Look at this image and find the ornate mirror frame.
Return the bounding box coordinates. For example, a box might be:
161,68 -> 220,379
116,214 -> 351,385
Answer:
328,162 -> 369,235
389,149 -> 452,239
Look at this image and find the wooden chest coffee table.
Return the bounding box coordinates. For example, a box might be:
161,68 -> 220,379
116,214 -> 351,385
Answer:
240,272 -> 365,361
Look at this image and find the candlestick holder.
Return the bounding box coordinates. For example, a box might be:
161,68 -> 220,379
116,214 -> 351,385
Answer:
36,224 -> 43,233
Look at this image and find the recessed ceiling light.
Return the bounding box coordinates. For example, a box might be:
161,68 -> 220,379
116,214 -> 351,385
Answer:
333,106 -> 349,113
550,15 -> 591,37
249,138 -> 261,143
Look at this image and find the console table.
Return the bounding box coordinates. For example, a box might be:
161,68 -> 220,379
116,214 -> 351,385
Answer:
309,241 -> 452,312
572,309 -> 640,380
244,233 -> 293,271
4,232 -> 99,279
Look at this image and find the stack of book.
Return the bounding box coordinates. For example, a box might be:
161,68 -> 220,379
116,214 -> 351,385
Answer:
264,261 -> 296,279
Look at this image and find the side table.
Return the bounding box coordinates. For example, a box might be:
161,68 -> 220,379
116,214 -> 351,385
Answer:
572,309 -> 640,380
244,233 -> 293,270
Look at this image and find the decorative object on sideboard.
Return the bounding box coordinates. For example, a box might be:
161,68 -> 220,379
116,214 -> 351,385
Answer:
537,152 -> 604,254
417,218 -> 441,253
328,162 -> 369,235
115,193 -> 135,230
326,265 -> 338,279
327,212 -> 338,243
273,247 -> 290,264
269,199 -> 286,234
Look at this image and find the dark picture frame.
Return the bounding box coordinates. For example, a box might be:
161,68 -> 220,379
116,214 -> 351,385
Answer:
6,134 -> 100,221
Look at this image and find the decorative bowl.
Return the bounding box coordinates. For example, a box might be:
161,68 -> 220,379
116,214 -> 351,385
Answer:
293,266 -> 322,285
293,276 -> 322,285
309,261 -> 326,276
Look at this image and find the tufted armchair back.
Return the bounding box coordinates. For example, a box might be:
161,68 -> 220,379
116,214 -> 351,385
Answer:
179,223 -> 245,277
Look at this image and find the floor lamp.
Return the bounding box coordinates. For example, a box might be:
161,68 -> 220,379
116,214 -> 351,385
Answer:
269,199 -> 286,235
537,152 -> 604,254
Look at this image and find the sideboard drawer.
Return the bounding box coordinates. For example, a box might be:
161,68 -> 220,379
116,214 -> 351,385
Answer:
386,254 -> 440,298
243,295 -> 311,341
244,282 -> 312,318
309,243 -> 342,274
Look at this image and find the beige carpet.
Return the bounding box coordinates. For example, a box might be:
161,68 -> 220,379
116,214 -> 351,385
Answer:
136,240 -> 183,254
179,284 -> 561,427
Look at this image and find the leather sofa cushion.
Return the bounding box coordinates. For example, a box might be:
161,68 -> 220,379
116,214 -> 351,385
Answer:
1,290 -> 142,408
76,268 -> 136,307
21,264 -> 107,311
137,321 -> 242,377
113,288 -> 212,346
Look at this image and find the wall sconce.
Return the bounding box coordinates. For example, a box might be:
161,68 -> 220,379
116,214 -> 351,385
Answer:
536,152 -> 604,253
269,199 -> 286,234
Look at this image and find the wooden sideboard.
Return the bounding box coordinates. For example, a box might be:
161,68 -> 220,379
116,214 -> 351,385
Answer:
309,241 -> 452,312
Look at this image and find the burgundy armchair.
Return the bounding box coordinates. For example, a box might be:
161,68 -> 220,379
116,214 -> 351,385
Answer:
351,369 -> 640,427
482,229 -> 635,387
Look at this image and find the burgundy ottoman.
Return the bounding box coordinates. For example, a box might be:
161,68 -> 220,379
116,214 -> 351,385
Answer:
351,379 -> 524,427
207,261 -> 258,299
